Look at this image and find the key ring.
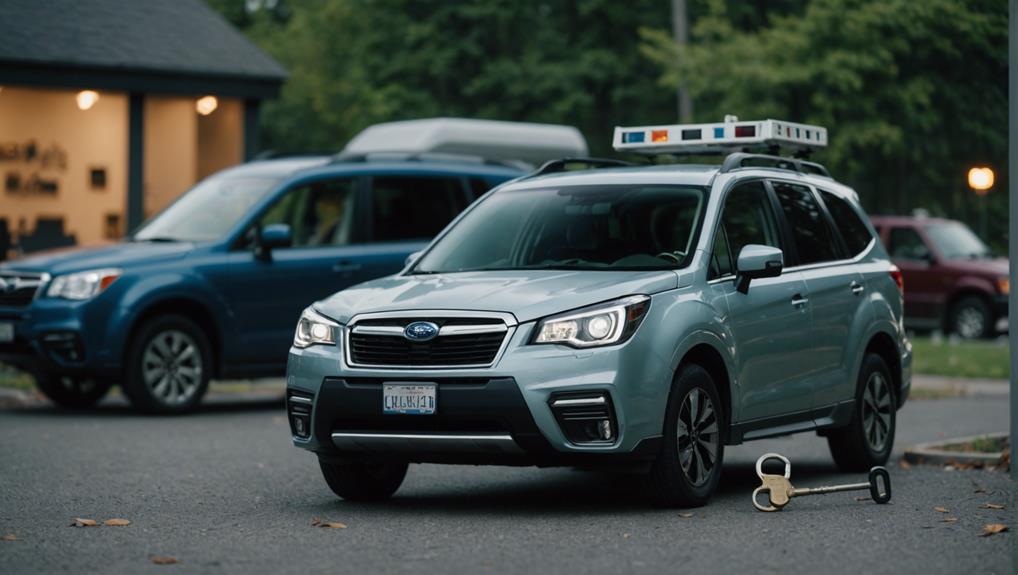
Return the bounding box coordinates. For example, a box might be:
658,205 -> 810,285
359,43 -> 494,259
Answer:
755,452 -> 791,480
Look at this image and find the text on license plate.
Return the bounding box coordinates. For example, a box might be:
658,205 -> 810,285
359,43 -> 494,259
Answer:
383,383 -> 436,415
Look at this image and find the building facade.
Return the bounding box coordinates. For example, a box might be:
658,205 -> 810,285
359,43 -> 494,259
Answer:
0,0 -> 286,256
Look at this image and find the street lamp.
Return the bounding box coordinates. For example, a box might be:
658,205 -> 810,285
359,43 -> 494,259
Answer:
967,166 -> 994,238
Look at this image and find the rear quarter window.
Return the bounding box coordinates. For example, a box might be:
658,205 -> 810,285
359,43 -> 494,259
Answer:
819,189 -> 874,257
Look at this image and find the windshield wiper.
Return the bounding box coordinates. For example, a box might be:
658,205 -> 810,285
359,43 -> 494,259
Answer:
132,236 -> 180,243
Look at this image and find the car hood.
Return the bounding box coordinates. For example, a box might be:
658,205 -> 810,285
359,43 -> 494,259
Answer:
0,241 -> 194,275
316,270 -> 681,324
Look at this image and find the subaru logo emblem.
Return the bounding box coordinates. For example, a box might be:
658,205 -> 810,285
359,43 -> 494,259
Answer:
404,321 -> 439,342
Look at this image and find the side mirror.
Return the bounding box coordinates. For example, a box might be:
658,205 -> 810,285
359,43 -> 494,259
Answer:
735,244 -> 783,294
404,250 -> 423,268
256,223 -> 292,258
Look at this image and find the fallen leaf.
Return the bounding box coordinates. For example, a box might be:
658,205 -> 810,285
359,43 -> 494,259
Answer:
311,518 -> 346,529
854,496 -> 869,502
2,534 -> 18,541
980,524 -> 1008,537
934,506 -> 949,513
151,555 -> 179,565
899,459 -> 912,470
104,518 -> 131,526
622,533 -> 631,539
980,503 -> 1006,510
942,517 -> 959,523
71,518 -> 98,527
973,487 -> 987,494
678,512 -> 694,518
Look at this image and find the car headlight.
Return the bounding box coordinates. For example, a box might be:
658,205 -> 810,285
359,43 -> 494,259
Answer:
46,268 -> 122,300
532,295 -> 650,348
293,307 -> 340,349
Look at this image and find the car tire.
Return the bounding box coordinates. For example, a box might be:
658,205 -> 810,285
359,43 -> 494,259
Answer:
646,363 -> 725,508
827,353 -> 896,472
949,296 -> 992,339
319,459 -> 409,501
122,315 -> 212,414
34,374 -> 113,409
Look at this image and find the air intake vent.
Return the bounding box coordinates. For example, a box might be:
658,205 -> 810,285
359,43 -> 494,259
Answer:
549,393 -> 617,445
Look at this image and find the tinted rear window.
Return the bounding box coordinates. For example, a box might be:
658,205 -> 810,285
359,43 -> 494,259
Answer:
820,190 -> 873,257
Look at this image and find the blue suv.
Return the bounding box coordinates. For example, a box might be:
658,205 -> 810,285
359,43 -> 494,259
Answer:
0,156 -> 523,412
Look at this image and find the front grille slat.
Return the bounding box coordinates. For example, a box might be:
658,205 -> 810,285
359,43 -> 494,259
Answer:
348,316 -> 508,367
0,272 -> 45,308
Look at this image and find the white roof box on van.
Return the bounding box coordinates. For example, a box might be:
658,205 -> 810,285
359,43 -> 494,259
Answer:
342,118 -> 589,166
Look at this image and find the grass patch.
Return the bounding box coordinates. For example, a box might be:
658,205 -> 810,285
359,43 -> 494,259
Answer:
0,363 -> 34,390
940,435 -> 1009,454
910,336 -> 1010,380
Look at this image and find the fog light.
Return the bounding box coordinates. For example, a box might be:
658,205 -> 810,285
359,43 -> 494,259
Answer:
293,416 -> 306,436
598,419 -> 613,441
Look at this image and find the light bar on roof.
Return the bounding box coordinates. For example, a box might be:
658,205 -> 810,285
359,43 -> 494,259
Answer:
612,117 -> 827,155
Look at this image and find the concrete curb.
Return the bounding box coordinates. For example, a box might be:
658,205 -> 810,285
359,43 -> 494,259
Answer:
903,431 -> 1009,466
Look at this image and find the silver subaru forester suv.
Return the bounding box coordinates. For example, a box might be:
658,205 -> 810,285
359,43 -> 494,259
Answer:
285,119 -> 911,507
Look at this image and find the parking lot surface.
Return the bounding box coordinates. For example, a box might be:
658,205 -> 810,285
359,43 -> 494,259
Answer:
0,390 -> 1013,574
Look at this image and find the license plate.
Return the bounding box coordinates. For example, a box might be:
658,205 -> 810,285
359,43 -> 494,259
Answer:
383,383 -> 436,415
0,322 -> 12,343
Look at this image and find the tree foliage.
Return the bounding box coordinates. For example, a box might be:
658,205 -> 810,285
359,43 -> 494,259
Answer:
642,0 -> 1008,245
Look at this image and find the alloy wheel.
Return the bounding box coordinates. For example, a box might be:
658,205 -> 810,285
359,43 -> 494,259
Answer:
141,330 -> 203,407
676,388 -> 720,486
861,372 -> 893,452
955,306 -> 985,339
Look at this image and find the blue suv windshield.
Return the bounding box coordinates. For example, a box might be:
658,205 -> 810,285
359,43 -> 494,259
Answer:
413,184 -> 706,273
133,176 -> 280,242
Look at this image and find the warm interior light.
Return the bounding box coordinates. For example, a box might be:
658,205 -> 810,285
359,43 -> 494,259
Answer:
196,95 -> 218,116
76,90 -> 99,111
967,167 -> 994,191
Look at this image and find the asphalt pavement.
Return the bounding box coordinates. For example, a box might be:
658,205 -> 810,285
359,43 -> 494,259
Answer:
0,384 -> 1014,574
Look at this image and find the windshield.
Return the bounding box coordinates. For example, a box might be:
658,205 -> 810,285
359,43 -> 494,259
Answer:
132,176 -> 280,242
413,184 -> 706,273
925,222 -> 993,259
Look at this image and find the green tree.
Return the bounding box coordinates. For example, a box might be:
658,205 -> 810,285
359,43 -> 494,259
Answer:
212,0 -> 682,155
642,0 -> 1008,248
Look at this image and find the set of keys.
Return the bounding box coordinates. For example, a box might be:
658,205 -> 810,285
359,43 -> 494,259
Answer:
752,453 -> 892,512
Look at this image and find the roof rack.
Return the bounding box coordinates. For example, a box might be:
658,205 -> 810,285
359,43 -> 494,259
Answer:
332,151 -> 531,171
529,157 -> 635,178
720,152 -> 831,178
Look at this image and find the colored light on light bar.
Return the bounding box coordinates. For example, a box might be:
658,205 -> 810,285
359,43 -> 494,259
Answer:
713,127 -> 724,138
622,131 -> 645,144
681,129 -> 701,140
651,130 -> 669,143
735,125 -> 756,138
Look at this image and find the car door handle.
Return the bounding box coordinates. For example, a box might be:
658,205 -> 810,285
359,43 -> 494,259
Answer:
333,261 -> 362,273
851,281 -> 866,295
791,294 -> 809,307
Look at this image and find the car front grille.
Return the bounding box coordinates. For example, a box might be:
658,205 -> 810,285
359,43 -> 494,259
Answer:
0,272 -> 46,308
347,315 -> 511,368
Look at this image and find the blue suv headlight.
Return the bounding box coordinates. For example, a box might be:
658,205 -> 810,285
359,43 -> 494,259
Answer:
293,307 -> 340,349
46,268 -> 122,300
532,295 -> 650,349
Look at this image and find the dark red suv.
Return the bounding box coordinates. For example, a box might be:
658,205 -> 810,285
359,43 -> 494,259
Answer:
870,215 -> 1008,338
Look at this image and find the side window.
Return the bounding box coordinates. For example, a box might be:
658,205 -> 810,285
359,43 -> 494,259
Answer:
772,181 -> 838,265
709,224 -> 733,279
887,227 -> 931,261
819,190 -> 873,257
250,178 -> 356,248
720,180 -> 782,270
468,178 -> 495,200
370,176 -> 469,242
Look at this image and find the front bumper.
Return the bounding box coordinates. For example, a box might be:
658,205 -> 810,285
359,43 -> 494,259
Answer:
286,320 -> 671,467
0,298 -> 119,377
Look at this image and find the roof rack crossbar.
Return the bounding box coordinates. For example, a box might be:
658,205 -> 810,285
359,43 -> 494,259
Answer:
529,157 -> 635,178
720,153 -> 831,178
